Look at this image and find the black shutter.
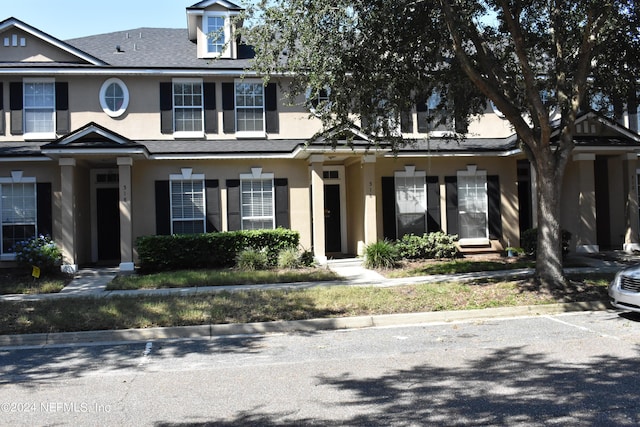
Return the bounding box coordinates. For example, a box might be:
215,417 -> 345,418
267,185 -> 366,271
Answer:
155,180 -> 171,235
222,83 -> 235,133
487,175 -> 502,239
445,176 -> 458,235
416,97 -> 429,133
360,115 -> 369,131
203,82 -> 217,134
381,176 -> 397,240
55,82 -> 69,134
159,82 -> 173,134
265,82 -> 279,133
226,179 -> 241,230
36,183 -> 52,237
274,178 -> 289,228
426,176 -> 441,232
205,179 -> 221,232
10,82 -> 23,135
0,83 -> 4,135
400,111 -> 413,133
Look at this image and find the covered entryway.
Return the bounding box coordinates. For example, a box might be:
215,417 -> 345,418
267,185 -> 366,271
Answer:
41,122 -> 148,272
94,171 -> 121,263
324,184 -> 342,253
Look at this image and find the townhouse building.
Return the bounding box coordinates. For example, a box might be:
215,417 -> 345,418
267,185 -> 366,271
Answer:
0,0 -> 639,272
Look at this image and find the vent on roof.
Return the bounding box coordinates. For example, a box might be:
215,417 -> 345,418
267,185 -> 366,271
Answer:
115,45 -> 124,53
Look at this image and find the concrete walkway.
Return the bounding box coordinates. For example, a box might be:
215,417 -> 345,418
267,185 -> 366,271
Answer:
0,252 -> 631,302
0,252 -> 633,347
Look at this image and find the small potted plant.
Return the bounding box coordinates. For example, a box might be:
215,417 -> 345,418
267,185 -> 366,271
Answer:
505,246 -> 523,257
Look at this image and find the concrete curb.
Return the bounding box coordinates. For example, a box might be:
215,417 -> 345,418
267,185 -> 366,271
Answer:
0,300 -> 610,348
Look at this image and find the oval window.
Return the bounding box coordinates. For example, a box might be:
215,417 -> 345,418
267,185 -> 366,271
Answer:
99,78 -> 129,117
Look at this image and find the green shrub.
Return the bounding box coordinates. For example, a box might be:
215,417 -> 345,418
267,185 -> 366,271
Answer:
277,247 -> 301,269
396,232 -> 459,260
236,248 -> 269,271
12,235 -> 63,274
136,229 -> 300,272
363,240 -> 400,269
521,227 -> 572,256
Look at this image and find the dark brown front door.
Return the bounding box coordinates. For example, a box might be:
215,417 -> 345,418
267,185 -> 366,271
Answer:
96,187 -> 120,261
324,184 -> 341,253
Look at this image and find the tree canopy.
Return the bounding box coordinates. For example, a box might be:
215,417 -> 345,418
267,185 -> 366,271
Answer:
242,0 -> 640,287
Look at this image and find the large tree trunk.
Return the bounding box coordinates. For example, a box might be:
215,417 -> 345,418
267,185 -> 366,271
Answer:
533,152 -> 568,289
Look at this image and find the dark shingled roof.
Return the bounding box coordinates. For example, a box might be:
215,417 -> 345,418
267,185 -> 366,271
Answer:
143,139 -> 304,154
65,28 -> 254,69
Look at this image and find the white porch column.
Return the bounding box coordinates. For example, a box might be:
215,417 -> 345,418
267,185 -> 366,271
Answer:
309,155 -> 326,263
573,153 -> 598,253
623,153 -> 640,252
361,155 -> 378,253
117,157 -> 135,271
59,158 -> 77,273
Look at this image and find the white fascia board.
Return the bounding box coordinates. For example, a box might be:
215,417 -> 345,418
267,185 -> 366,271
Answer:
0,69 -> 295,78
41,148 -> 148,156
150,153 -> 294,160
0,69 -> 274,78
573,146 -> 640,153
0,156 -> 52,162
388,148 -> 523,158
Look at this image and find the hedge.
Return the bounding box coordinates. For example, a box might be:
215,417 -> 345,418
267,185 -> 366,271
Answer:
136,228 -> 300,272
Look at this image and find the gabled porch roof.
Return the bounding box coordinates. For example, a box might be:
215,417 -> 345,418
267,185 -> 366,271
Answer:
40,122 -> 149,159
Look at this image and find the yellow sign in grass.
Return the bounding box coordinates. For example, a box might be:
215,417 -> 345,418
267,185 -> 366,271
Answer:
32,265 -> 41,279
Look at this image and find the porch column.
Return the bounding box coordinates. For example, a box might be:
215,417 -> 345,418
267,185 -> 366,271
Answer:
623,153 -> 640,252
310,155 -> 326,263
59,158 -> 77,273
361,155 -> 378,254
117,157 -> 135,271
574,153 -> 598,253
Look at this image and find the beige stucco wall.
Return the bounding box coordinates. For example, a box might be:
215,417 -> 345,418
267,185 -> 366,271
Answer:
0,28 -> 81,63
370,155 -> 520,248
130,158 -> 313,260
1,74 -> 523,144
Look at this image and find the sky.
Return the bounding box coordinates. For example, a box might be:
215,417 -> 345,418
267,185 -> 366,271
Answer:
1,0 -> 197,40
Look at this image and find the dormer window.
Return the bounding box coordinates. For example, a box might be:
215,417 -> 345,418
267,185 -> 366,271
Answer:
201,12 -> 233,58
187,1 -> 243,59
205,14 -> 227,55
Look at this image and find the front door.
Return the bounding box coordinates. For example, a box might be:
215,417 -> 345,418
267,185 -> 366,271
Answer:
96,187 -> 120,261
324,184 -> 342,253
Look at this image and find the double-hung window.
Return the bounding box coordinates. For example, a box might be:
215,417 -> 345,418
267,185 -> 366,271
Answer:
0,176 -> 37,257
205,14 -> 226,55
457,168 -> 488,244
169,173 -> 206,234
24,78 -> 55,138
173,79 -> 203,136
240,172 -> 274,230
395,170 -> 427,237
235,80 -> 265,137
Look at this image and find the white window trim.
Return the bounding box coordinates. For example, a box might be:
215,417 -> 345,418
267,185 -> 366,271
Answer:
203,12 -> 232,58
99,78 -> 129,118
172,78 -> 204,138
23,77 -> 56,140
305,86 -> 331,117
394,169 -> 427,237
169,172 -> 206,235
235,79 -> 266,138
240,171 -> 275,230
0,174 -> 37,260
457,167 -> 489,246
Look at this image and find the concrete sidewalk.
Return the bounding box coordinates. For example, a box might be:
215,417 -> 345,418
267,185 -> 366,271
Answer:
0,252 -> 632,347
0,253 -> 630,302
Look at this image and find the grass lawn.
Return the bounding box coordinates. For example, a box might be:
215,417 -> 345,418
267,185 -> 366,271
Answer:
0,268 -> 72,295
0,271 -> 613,335
107,267 -> 340,290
